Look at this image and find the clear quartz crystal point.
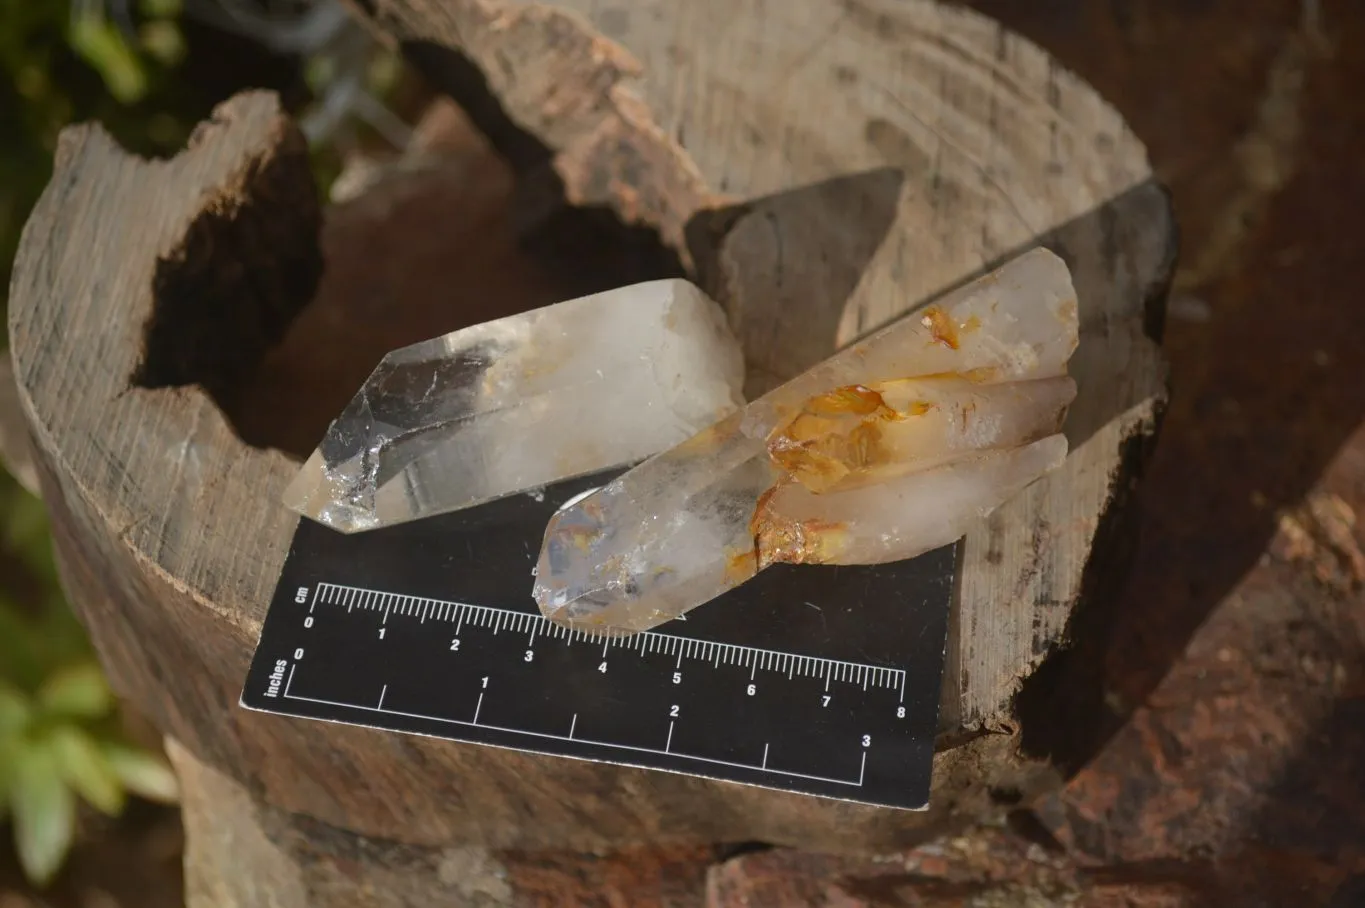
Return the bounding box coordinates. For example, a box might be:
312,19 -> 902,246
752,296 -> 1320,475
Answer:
284,280 -> 745,532
534,247 -> 1081,635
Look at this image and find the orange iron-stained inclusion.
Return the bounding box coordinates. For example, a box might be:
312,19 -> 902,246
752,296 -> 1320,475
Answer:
765,383 -> 936,495
746,481 -> 850,571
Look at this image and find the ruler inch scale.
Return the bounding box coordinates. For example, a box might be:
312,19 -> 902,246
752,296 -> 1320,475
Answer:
242,469 -> 955,811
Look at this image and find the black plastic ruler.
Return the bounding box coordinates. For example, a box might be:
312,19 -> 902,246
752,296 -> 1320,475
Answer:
241,470 -> 956,810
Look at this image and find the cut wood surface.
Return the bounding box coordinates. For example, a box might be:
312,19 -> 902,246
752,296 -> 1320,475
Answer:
9,0 -> 1172,866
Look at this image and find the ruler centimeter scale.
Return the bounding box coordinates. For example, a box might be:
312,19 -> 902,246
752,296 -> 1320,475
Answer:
242,470 -> 954,810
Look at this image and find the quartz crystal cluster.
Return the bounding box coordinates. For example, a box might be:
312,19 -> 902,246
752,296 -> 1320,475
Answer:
284,280 -> 745,532
284,246 -> 1080,639
533,248 -> 1080,634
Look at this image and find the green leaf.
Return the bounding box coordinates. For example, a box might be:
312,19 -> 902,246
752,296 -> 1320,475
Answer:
139,0 -> 183,18
304,55 -> 336,92
0,603 -> 43,691
11,740 -> 77,886
3,489 -> 59,589
36,596 -> 95,667
4,488 -> 50,554
0,488 -> 60,595
367,51 -> 403,96
67,14 -> 149,104
50,726 -> 125,815
0,681 -> 31,737
138,20 -> 184,67
22,537 -> 60,592
37,662 -> 112,719
0,734 -> 18,821
103,743 -> 179,804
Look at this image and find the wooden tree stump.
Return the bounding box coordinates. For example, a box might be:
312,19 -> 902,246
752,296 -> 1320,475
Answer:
8,0 -> 1173,902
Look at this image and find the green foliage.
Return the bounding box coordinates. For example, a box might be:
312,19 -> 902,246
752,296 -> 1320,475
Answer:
0,483 -> 180,887
0,0 -> 194,316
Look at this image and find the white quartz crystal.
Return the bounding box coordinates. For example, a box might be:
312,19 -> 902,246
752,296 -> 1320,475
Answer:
284,280 -> 746,532
533,248 -> 1080,635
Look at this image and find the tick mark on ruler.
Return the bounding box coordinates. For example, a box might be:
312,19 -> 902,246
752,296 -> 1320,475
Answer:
762,742 -> 769,769
569,714 -> 577,739
666,720 -> 674,753
378,684 -> 387,709
473,692 -> 484,724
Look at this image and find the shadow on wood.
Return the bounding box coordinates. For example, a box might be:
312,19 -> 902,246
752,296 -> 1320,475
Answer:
685,167 -> 906,397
